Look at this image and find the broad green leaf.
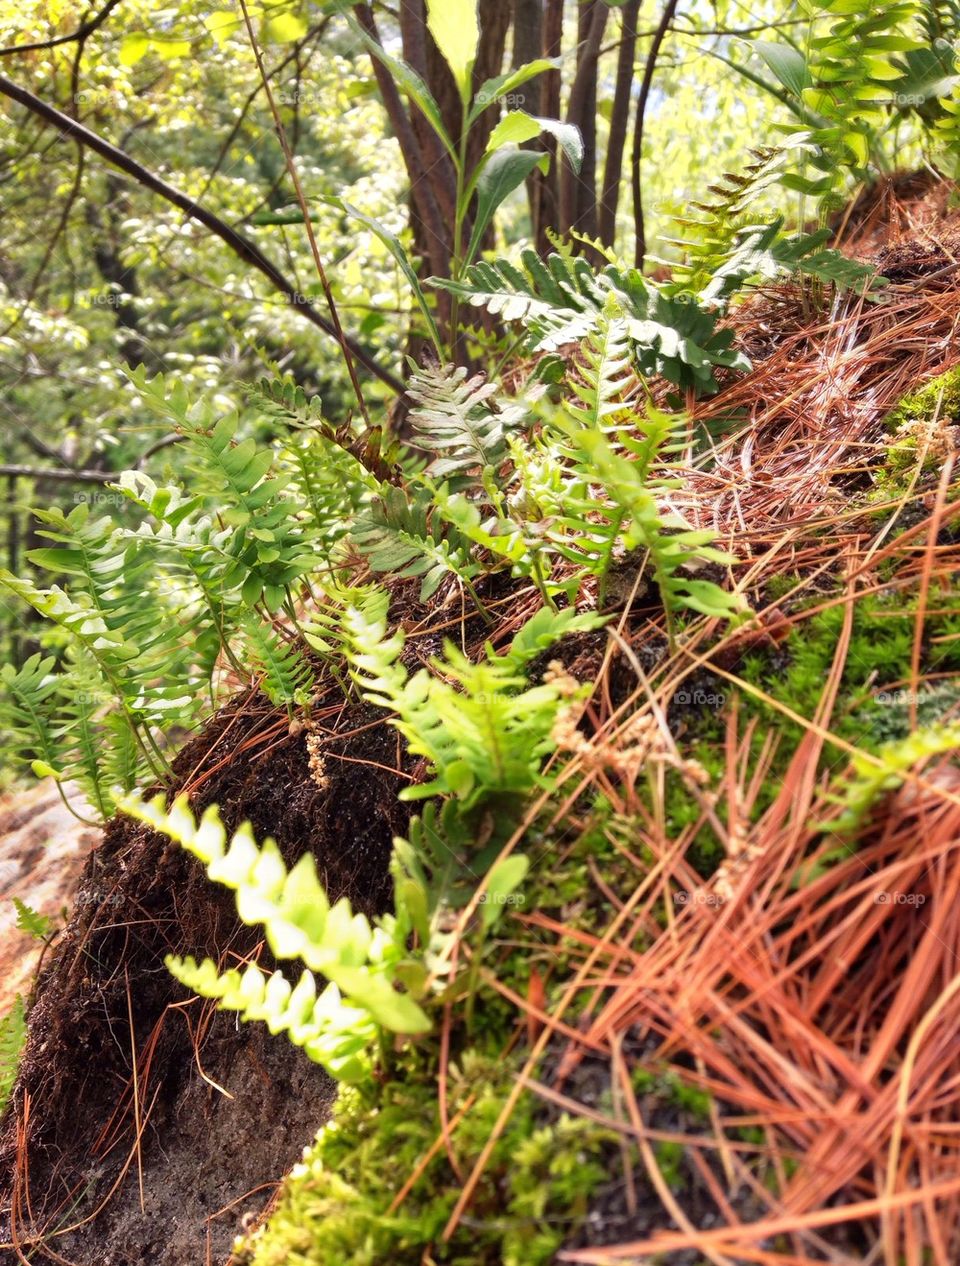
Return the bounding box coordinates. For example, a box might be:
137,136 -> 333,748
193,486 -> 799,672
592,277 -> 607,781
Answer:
486,110 -> 543,152
265,12 -> 307,43
537,119 -> 584,172
469,57 -> 559,125
753,41 -> 813,99
465,149 -> 548,267
425,0 -> 479,104
119,34 -> 150,66
153,38 -> 191,61
480,855 -> 529,930
204,11 -> 238,45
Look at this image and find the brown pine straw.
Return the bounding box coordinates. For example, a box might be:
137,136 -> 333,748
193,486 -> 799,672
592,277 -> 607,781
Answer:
532,609 -> 960,1261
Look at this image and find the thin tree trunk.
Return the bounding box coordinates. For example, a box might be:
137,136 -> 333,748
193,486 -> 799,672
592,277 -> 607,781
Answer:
530,0 -> 563,252
631,0 -> 679,267
559,1 -> 609,238
353,4 -> 450,280
599,0 -> 640,249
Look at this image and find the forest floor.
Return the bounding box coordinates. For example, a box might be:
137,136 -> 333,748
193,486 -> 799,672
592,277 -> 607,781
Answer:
2,176 -> 960,1265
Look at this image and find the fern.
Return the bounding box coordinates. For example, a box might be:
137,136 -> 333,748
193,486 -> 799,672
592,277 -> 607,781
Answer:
0,647 -> 143,818
0,653 -> 63,781
130,368 -> 315,612
0,996 -> 26,1117
406,363 -> 525,489
828,722 -> 960,832
756,3 -> 923,205
123,795 -> 431,1040
13,898 -> 50,940
535,306 -> 749,640
167,956 -> 377,1083
343,593 -> 602,806
698,219 -> 878,306
239,615 -> 313,710
432,249 -> 749,395
353,484 -> 482,603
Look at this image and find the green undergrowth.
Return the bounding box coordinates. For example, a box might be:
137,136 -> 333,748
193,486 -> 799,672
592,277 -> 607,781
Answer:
878,363 -> 960,482
664,582 -> 960,864
242,1049 -> 613,1266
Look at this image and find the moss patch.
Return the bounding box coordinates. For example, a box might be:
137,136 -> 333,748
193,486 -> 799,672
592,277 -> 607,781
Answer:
243,1050 -> 612,1266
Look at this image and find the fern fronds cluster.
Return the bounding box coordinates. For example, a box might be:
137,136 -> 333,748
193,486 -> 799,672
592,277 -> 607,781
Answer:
343,597 -> 602,807
432,249 -> 749,394
124,795 -> 431,1040
0,996 -> 26,1117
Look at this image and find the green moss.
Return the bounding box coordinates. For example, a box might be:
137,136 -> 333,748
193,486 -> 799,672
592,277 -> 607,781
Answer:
876,364 -> 960,483
244,1050 -> 612,1266
883,364 -> 960,433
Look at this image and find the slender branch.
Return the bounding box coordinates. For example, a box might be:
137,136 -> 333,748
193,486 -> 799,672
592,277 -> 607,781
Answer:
0,73 -> 404,394
631,0 -> 680,268
237,0 -> 370,425
0,465 -> 114,483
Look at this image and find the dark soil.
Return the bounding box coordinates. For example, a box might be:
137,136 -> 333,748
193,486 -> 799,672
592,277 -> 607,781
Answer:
0,688 -> 414,1265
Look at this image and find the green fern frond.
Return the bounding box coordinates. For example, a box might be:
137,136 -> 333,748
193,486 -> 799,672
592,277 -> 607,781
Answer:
166,956 -> 376,1082
344,599 -> 602,806
352,484 -> 480,602
13,898 -> 50,941
698,219 -> 878,306
406,363 -> 525,489
246,376 -> 325,428
432,250 -> 749,394
122,795 -> 430,1036
0,653 -> 63,781
0,996 -> 26,1116
130,369 -> 315,612
238,616 -> 313,710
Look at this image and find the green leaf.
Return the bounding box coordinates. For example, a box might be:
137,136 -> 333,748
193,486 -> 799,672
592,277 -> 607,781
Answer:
465,149 -> 548,266
469,57 -> 559,125
486,110 -> 543,152
536,118 -> 584,172
425,0 -> 479,104
13,898 -> 50,941
119,33 -> 151,66
153,37 -> 191,60
480,855 -> 529,930
204,10 -> 238,46
753,41 -> 813,99
265,12 -> 307,43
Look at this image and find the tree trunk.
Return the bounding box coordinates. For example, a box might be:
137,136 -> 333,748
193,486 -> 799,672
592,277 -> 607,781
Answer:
559,1 -> 609,240
598,0 -> 640,249
530,0 -> 563,252
632,0 -> 680,267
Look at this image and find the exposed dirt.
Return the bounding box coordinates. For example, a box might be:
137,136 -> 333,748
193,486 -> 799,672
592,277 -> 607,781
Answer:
0,688 -> 414,1265
0,783 -> 96,1015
